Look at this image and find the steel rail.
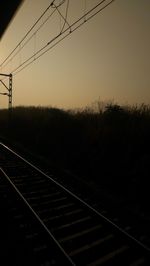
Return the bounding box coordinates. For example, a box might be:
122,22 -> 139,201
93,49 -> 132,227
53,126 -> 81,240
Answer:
0,166 -> 75,265
0,141 -> 150,254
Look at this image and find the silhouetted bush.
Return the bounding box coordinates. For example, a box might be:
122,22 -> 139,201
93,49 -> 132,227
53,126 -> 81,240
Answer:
0,103 -> 150,212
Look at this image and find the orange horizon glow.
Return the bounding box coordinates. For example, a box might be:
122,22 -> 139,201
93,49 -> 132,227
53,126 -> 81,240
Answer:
0,0 -> 150,109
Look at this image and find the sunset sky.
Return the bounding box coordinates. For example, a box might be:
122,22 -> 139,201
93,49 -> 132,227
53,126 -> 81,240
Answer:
0,0 -> 150,109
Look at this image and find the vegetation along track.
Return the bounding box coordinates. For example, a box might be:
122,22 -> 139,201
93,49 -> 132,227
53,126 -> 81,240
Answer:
0,142 -> 150,265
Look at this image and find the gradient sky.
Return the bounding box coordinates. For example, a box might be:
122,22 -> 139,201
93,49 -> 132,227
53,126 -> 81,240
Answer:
0,0 -> 150,109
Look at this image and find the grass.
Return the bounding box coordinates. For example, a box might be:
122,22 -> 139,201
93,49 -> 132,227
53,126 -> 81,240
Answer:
0,103 -> 150,217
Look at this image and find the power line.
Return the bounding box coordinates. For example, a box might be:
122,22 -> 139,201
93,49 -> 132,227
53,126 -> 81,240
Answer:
0,0 -> 69,72
0,0 -> 58,68
54,0 -> 70,33
1,8 -> 57,70
12,0 -> 115,76
1,0 -> 115,78
51,0 -> 66,8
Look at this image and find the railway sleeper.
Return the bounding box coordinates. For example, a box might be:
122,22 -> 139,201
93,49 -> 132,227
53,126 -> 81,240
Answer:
60,225 -> 107,252
71,236 -> 129,265
42,208 -> 86,226
51,216 -> 97,238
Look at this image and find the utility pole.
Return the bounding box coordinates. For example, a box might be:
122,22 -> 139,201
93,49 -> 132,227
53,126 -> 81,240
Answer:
0,73 -> 12,109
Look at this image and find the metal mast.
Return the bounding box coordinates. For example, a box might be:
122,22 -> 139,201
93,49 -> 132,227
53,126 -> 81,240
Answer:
0,73 -> 12,109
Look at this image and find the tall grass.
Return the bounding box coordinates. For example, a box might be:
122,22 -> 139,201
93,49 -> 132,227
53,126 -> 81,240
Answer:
0,103 -> 150,212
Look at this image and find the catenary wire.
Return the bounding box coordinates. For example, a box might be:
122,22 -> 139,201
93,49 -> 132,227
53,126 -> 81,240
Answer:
0,0 -> 59,68
2,8 -> 57,70
1,0 -> 110,74
51,0 -> 66,8
13,0 -> 115,76
60,0 -> 70,33
57,0 -> 70,33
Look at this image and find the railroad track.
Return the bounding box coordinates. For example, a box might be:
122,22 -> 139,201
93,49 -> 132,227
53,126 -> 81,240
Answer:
0,142 -> 150,265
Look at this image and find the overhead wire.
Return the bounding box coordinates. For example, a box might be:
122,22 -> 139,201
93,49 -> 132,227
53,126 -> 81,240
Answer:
84,0 -> 87,22
53,0 -> 71,33
0,0 -> 58,68
1,8 -> 57,70
1,0 -> 115,78
12,0 -> 115,76
51,0 -> 66,8
60,0 -> 70,33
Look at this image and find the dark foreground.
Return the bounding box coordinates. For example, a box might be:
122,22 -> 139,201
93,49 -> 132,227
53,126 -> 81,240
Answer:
0,104 -> 150,239
0,142 -> 150,265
